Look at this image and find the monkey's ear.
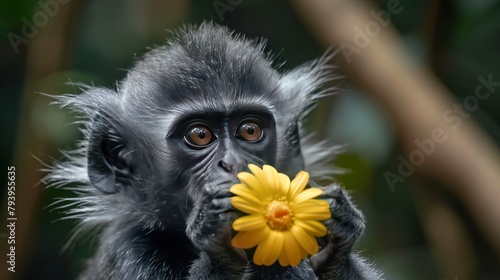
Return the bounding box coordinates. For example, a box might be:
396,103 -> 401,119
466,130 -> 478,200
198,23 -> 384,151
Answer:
274,53 -> 335,175
278,53 -> 334,119
87,117 -> 133,194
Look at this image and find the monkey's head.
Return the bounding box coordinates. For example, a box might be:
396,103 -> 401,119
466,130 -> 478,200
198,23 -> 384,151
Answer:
49,23 -> 337,232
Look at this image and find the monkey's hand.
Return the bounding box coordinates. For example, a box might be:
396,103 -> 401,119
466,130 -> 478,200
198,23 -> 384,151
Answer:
186,182 -> 247,278
310,183 -> 367,278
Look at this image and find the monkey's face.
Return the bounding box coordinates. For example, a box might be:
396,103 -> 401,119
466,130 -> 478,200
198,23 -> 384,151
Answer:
166,108 -> 277,191
72,24 -> 327,230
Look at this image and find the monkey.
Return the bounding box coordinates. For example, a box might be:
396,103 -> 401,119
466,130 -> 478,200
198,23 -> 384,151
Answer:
46,22 -> 383,279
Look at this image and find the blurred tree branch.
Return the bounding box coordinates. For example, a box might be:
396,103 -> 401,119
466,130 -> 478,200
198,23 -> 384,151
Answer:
415,0 -> 476,278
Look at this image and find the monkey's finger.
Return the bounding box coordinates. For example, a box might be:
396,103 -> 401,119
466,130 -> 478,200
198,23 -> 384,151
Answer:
203,183 -> 233,199
210,197 -> 232,212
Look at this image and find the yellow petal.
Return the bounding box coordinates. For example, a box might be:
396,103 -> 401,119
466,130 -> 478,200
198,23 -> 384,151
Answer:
278,173 -> 291,196
231,196 -> 262,214
294,188 -> 323,203
247,164 -> 272,196
294,219 -> 328,237
230,184 -> 262,205
237,172 -> 266,198
248,164 -> 266,183
294,211 -> 331,221
253,231 -> 284,266
294,199 -> 330,210
290,225 -> 319,255
289,171 -> 309,199
232,214 -> 266,231
299,245 -> 308,260
279,231 -> 303,267
263,165 -> 280,193
293,199 -> 331,221
231,227 -> 270,249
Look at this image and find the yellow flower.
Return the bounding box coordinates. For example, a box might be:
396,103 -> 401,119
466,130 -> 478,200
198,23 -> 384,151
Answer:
230,164 -> 331,267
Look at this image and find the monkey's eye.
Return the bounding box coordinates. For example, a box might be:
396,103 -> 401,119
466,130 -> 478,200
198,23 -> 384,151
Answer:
184,125 -> 214,148
236,121 -> 263,142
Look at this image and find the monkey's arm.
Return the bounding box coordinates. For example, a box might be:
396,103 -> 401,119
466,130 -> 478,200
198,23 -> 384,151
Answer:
79,222 -> 197,280
311,183 -> 384,280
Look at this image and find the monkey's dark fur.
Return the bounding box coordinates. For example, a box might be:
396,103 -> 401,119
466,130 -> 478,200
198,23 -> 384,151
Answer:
47,23 -> 383,279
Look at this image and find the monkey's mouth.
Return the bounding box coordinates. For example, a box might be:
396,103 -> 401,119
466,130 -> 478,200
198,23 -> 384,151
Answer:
196,179 -> 238,199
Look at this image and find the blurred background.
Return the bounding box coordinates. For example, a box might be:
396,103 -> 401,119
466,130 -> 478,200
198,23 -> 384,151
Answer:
1,0 -> 500,279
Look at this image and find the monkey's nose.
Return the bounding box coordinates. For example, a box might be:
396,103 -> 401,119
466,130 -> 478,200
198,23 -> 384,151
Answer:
218,160 -> 234,173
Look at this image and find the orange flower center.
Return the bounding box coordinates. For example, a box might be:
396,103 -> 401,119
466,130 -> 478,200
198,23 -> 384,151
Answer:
264,200 -> 293,231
